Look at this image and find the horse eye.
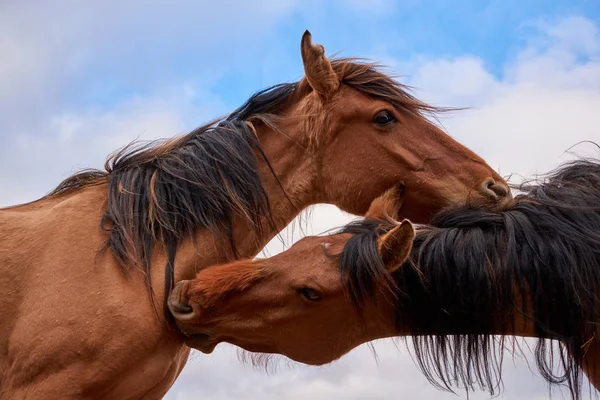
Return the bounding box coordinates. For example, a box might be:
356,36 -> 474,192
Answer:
300,287 -> 321,302
374,110 -> 396,126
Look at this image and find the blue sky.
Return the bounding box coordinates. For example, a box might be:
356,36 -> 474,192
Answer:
2,1 -> 600,399
34,0 -> 600,125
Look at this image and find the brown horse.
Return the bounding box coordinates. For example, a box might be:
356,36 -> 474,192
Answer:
0,31 -> 509,399
170,159 -> 600,399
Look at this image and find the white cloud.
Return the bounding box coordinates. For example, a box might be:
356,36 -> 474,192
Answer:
0,87 -> 228,206
404,16 -> 600,181
0,0 -> 300,147
167,339 -> 571,400
536,16 -> 599,57
0,0 -> 298,205
407,56 -> 500,107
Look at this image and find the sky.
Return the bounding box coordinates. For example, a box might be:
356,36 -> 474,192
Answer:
2,0 -> 600,399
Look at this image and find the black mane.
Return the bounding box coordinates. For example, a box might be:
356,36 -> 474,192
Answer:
338,159 -> 600,399
45,83 -> 299,317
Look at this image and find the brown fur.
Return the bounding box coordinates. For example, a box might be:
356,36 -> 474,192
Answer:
187,261 -> 264,310
365,183 -> 405,221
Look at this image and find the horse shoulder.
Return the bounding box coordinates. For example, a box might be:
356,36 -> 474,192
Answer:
0,186 -> 187,398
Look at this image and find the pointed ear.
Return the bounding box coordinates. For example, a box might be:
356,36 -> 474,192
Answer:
300,30 -> 340,98
376,219 -> 415,273
365,183 -> 405,221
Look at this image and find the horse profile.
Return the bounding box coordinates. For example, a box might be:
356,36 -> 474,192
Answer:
0,31 -> 509,399
170,159 -> 600,399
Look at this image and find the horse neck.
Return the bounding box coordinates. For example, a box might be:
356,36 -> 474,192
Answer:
173,119 -> 318,281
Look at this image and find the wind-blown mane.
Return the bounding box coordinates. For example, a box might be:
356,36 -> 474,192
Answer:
337,159 -> 600,399
35,58 -> 441,314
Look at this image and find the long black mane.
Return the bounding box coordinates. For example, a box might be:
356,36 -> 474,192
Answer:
338,159 -> 600,399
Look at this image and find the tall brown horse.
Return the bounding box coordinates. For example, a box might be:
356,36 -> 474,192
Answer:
0,31 -> 509,399
170,159 -> 600,399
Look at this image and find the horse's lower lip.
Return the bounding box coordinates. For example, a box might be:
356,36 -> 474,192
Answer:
184,333 -> 217,354
237,342 -> 273,353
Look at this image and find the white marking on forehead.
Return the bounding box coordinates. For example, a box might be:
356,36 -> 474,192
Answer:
321,242 -> 330,251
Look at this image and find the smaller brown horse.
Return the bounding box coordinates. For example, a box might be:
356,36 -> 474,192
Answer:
170,159 -> 600,400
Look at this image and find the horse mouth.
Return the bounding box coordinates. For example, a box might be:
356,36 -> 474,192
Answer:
184,333 -> 277,356
184,333 -> 218,354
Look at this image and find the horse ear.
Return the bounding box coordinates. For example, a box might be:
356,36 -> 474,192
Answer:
300,30 -> 340,98
365,183 -> 405,221
376,219 -> 415,273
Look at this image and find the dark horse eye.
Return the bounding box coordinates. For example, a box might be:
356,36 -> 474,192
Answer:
374,110 -> 396,126
300,287 -> 321,302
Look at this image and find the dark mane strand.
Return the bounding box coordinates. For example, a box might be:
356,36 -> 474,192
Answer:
339,158 -> 600,399
331,58 -> 452,117
102,120 -> 279,317
227,83 -> 300,121
44,82 -> 301,318
336,219 -> 398,310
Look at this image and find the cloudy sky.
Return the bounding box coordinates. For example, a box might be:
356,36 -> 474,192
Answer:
2,1 -> 600,399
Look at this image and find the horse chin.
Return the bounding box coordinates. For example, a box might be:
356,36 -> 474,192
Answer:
184,333 -> 218,354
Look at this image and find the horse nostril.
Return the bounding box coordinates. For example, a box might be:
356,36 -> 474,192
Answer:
492,183 -> 509,198
168,280 -> 198,320
480,178 -> 510,200
170,302 -> 193,315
